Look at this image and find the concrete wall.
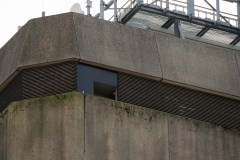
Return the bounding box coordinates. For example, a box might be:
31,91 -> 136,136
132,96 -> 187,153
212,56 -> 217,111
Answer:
1,13 -> 240,99
1,92 -> 239,160
0,92 -> 84,160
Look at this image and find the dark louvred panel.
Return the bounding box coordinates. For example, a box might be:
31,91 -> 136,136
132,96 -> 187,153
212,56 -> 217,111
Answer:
0,74 -> 22,113
22,61 -> 78,99
118,73 -> 240,130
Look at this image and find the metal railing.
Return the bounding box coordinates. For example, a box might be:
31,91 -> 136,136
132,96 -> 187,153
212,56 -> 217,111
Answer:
107,0 -> 238,27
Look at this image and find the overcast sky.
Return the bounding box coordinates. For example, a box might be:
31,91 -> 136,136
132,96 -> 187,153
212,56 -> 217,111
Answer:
0,0 -> 238,48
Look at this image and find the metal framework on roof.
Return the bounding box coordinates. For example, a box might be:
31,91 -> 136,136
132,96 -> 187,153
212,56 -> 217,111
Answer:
88,0 -> 240,46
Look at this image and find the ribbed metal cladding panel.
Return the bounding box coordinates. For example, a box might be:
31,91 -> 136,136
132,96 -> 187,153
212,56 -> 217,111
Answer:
22,61 -> 78,99
0,74 -> 22,113
118,73 -> 240,130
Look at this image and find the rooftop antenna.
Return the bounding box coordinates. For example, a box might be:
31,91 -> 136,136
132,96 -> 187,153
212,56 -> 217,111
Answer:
70,3 -> 84,14
42,0 -> 45,17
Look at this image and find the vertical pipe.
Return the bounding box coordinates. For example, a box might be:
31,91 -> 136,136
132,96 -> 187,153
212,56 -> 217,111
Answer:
114,0 -> 118,22
42,11 -> 45,17
237,2 -> 240,28
166,0 -> 169,11
100,0 -> 104,19
87,0 -> 92,16
216,0 -> 220,23
187,0 -> 194,17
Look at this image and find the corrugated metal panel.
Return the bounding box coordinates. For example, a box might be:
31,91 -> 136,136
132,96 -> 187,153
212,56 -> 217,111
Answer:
22,61 -> 78,99
118,73 -> 240,130
0,74 -> 22,113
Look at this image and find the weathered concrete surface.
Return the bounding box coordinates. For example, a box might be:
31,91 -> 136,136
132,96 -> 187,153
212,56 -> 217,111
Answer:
0,93 -> 240,159
0,110 -> 7,160
6,92 -> 84,160
73,13 -> 162,79
235,52 -> 240,80
0,23 -> 29,86
85,95 -> 169,160
19,13 -> 79,68
85,94 -> 240,160
156,33 -> 240,97
1,12 -> 240,99
169,115 -> 240,160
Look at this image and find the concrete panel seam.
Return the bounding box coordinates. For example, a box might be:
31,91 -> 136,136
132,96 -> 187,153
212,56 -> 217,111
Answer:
72,13 -> 81,60
84,94 -> 86,160
235,52 -> 240,82
154,33 -> 164,80
19,21 -> 30,65
168,116 -> 170,160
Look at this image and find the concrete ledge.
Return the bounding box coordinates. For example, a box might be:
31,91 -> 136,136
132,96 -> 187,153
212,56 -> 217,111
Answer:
155,33 -> 240,97
73,13 -> 162,79
0,93 -> 240,159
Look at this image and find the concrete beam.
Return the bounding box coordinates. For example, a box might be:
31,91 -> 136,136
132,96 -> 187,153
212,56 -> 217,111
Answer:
73,13 -> 162,79
155,33 -> 240,97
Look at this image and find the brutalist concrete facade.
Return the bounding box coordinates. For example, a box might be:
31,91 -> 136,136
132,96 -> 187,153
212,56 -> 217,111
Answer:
0,12 -> 240,99
1,12 -> 240,160
0,92 -> 239,160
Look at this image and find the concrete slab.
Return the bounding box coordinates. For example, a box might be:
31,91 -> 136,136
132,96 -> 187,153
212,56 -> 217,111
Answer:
155,33 -> 240,97
85,95 -> 169,160
19,13 -> 79,68
0,23 -> 29,86
0,110 -> 7,160
6,92 -> 84,160
74,13 -> 162,79
169,115 -> 240,160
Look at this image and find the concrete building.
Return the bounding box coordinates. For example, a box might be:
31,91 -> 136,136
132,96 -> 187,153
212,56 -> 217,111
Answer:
0,9 -> 240,159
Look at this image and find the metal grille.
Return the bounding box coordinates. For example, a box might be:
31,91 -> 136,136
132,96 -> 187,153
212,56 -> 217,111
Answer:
202,28 -> 238,44
118,73 -> 240,130
22,61 -> 78,99
126,11 -> 169,29
0,74 -> 22,113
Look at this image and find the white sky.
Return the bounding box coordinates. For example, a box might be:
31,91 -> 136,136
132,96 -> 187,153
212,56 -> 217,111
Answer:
0,0 -> 238,48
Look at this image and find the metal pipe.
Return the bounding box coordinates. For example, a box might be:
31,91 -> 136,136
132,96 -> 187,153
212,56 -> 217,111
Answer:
42,11 -> 45,17
87,0 -> 92,16
114,0 -> 118,22
187,0 -> 194,17
100,0 -> 105,19
216,0 -> 220,23
238,2 -> 240,28
166,0 -> 169,11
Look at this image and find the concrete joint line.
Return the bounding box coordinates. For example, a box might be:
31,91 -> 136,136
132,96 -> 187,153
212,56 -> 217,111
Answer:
234,52 -> 240,82
153,33 -> 164,80
72,13 -> 81,60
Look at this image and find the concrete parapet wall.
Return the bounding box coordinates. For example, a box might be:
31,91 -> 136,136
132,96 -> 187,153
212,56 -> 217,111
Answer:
0,92 -> 239,159
0,92 -> 84,160
0,13 -> 240,99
